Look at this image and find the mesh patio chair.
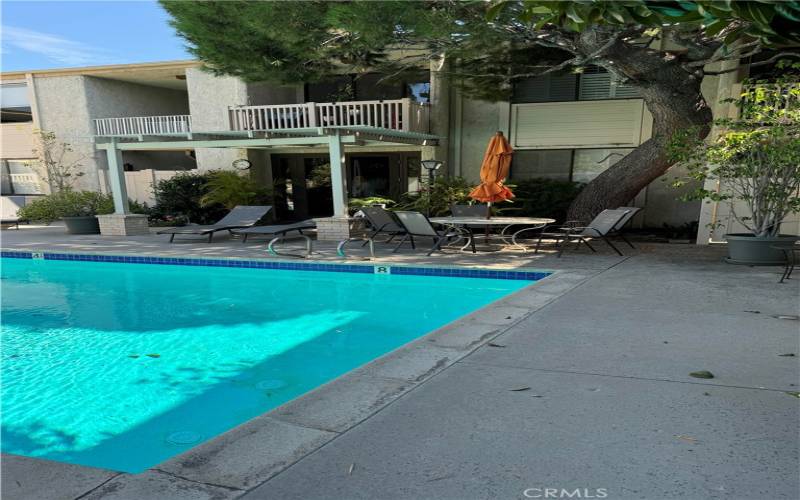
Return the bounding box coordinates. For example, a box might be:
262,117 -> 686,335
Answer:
450,203 -> 492,251
451,204 -> 490,219
360,206 -> 406,244
392,211 -> 465,256
157,205 -> 272,243
231,219 -> 316,242
611,206 -> 642,249
535,209 -> 631,257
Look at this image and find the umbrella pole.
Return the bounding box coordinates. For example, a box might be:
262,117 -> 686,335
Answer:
485,202 -> 491,242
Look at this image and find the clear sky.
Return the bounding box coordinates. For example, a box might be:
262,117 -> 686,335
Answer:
1,0 -> 191,72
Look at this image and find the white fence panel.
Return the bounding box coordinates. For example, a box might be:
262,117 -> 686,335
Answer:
99,169 -> 183,206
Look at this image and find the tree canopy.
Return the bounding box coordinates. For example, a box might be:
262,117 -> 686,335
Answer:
162,0 -> 799,98
161,0 -> 800,220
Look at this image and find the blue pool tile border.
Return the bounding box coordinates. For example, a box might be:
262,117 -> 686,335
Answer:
1,250 -> 550,281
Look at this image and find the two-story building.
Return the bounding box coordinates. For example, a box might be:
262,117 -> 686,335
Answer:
3,56 -> 789,241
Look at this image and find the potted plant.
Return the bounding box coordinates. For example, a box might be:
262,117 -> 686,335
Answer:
18,191 -> 115,234
671,75 -> 800,264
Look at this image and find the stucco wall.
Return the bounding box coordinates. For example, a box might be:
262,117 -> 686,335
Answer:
83,77 -> 189,120
31,75 -> 98,191
449,96 -> 504,183
186,67 -> 248,171
33,75 -> 193,191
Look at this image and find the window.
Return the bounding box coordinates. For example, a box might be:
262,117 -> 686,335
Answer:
354,74 -> 403,101
1,83 -> 32,123
306,77 -> 354,102
511,66 -> 640,103
305,73 -> 431,103
511,148 -> 632,183
512,73 -> 577,103
578,67 -> 640,100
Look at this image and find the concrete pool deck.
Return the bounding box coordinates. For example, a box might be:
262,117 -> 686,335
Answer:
1,225 -> 798,500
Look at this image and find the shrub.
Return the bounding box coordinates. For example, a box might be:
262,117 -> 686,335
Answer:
349,196 -> 396,213
396,176 -> 474,216
17,191 -> 146,224
200,170 -> 272,209
150,172 -> 225,225
502,178 -> 585,221
669,74 -> 800,238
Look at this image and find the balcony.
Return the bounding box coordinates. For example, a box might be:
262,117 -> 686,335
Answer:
228,98 -> 430,134
94,115 -> 192,136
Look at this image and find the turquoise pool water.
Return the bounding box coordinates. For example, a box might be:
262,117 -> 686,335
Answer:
1,257 -> 533,473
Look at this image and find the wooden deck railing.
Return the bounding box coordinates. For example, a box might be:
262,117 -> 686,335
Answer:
94,115 -> 192,136
228,98 -> 430,133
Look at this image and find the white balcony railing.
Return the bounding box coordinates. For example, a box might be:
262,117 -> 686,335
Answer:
94,115 -> 192,136
228,98 -> 430,133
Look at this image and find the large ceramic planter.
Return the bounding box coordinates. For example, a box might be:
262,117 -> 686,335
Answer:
62,216 -> 100,235
725,233 -> 799,265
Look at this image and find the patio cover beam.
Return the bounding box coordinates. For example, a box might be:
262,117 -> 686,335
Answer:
95,136 -> 360,151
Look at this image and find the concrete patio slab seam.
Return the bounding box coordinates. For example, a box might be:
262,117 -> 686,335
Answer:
72,474 -> 124,500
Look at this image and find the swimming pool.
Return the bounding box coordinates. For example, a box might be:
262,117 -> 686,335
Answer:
1,255 -> 543,473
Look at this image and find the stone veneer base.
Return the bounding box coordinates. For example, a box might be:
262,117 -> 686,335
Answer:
96,214 -> 150,236
314,216 -> 356,241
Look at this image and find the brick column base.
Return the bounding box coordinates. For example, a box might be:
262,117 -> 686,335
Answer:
314,216 -> 359,241
96,214 -> 150,236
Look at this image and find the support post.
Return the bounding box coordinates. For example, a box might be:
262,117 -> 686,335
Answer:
105,139 -> 130,215
96,140 -> 149,236
328,132 -> 348,218
314,131 -> 353,241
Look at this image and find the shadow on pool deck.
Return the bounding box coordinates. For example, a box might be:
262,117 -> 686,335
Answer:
1,227 -> 798,500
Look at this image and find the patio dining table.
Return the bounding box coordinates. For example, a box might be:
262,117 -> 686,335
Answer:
429,216 -> 555,253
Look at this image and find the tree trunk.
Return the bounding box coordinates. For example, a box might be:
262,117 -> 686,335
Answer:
566,31 -> 714,222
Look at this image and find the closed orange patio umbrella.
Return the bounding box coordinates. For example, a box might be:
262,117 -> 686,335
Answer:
469,131 -> 514,213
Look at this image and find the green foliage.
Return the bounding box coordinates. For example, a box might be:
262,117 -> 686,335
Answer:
349,197 -> 396,212
308,163 -> 332,188
150,172 -> 224,225
500,178 -> 584,221
161,0 -> 798,103
33,130 -> 88,193
150,171 -> 272,225
395,176 -> 475,216
17,191 -> 146,223
669,76 -> 800,237
200,170 -> 273,210
491,1 -> 800,45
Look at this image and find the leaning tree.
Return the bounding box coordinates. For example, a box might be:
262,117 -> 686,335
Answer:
161,0 -> 800,221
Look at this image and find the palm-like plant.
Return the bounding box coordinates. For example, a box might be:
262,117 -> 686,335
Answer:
200,170 -> 272,210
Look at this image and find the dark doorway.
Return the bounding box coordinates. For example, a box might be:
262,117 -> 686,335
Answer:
270,152 -> 421,220
350,156 -> 390,198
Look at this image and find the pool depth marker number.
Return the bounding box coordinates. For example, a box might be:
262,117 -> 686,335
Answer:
374,265 -> 391,274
